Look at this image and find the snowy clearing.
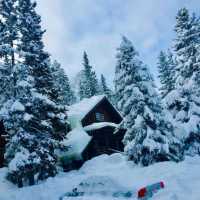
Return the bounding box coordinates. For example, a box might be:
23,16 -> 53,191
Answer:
0,153 -> 200,200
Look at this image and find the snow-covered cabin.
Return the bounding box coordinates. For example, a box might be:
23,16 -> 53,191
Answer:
62,95 -> 126,170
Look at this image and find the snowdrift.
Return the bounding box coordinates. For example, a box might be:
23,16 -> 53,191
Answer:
0,153 -> 200,200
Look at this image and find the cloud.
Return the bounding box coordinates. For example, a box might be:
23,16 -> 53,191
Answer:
36,0 -> 200,86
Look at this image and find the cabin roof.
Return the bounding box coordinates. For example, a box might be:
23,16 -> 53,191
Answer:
68,95 -> 105,120
67,95 -> 122,128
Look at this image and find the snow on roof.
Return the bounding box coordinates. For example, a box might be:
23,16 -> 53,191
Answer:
67,95 -> 106,128
84,122 -> 119,132
61,127 -> 92,159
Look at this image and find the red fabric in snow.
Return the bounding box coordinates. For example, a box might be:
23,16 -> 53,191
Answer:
160,181 -> 165,188
138,187 -> 147,198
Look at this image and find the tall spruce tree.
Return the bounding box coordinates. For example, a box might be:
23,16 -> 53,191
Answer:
91,70 -> 100,95
1,63 -> 37,186
0,60 -> 12,106
0,0 -> 18,67
79,51 -> 100,99
165,8 -> 200,156
100,74 -> 115,104
115,36 -> 183,166
17,0 -> 54,99
157,50 -> 175,98
0,0 -> 18,104
2,63 -> 69,186
0,0 -> 70,186
51,60 -> 76,105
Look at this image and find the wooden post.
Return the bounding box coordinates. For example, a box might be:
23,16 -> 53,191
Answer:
17,177 -> 23,188
0,121 -> 6,168
28,172 -> 35,186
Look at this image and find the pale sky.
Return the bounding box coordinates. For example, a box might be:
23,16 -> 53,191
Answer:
36,0 -> 200,86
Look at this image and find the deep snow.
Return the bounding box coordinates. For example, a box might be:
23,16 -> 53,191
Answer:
0,153 -> 200,200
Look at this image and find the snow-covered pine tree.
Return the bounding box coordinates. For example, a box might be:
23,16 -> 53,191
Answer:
79,51 -> 100,99
0,0 -> 70,186
0,0 -> 18,67
100,74 -> 115,104
157,50 -> 175,98
91,70 -> 100,96
51,60 -> 76,105
165,8 -> 200,156
0,59 -> 12,107
17,0 -> 55,100
71,70 -> 85,101
1,63 -> 69,186
79,52 -> 92,99
1,63 -> 39,187
167,50 -> 176,86
79,77 -> 87,100
0,0 -> 18,105
100,74 -> 111,97
115,36 -> 183,166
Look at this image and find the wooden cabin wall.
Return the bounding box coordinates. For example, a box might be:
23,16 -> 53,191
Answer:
82,127 -> 125,162
82,99 -> 122,127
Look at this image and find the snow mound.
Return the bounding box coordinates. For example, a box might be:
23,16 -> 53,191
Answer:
77,176 -> 125,193
80,153 -> 127,173
1,154 -> 200,200
61,128 -> 92,159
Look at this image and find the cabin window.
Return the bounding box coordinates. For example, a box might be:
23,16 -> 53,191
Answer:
95,112 -> 105,122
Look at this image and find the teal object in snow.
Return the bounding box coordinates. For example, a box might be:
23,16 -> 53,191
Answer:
138,181 -> 165,199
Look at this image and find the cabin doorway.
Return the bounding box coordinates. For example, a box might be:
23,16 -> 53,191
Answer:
82,127 -> 125,162
0,121 -> 6,168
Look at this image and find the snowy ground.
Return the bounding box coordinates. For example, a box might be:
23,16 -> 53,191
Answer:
0,153 -> 200,200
